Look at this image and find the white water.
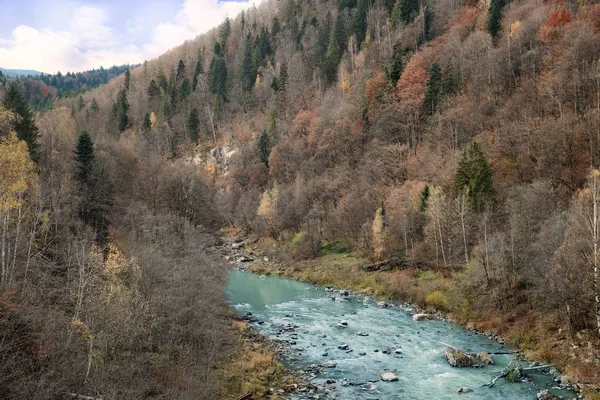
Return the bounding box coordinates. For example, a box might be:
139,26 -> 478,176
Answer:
226,270 -> 574,399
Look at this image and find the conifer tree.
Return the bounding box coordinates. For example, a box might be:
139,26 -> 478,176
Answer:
243,35 -> 256,91
124,67 -> 131,90
315,12 -> 333,69
209,42 -> 228,102
115,88 -> 129,132
147,79 -> 160,100
272,17 -> 282,37
487,0 -> 506,38
2,86 -> 39,161
180,78 -> 191,99
74,131 -> 95,187
192,58 -> 204,90
279,62 -> 289,92
391,0 -> 419,28
91,98 -> 99,113
176,60 -> 185,80
388,52 -> 403,84
454,143 -> 494,212
257,130 -> 271,167
187,108 -> 200,143
423,62 -> 442,115
142,112 -> 151,132
324,11 -> 347,84
219,17 -> 231,46
353,0 -> 369,46
77,95 -> 84,111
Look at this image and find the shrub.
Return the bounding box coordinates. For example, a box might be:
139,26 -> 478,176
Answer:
425,290 -> 450,311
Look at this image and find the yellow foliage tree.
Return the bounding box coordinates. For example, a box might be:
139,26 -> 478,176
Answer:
257,183 -> 279,237
372,205 -> 386,262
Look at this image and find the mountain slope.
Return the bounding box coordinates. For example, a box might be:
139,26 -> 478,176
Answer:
0,67 -> 45,77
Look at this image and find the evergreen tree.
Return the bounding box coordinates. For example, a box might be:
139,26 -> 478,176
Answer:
257,130 -> 271,167
423,62 -> 442,115
388,51 -> 403,84
219,17 -> 231,46
187,108 -> 200,143
353,0 -> 369,46
74,131 -> 95,187
209,42 -> 228,102
142,112 -> 152,132
324,11 -> 347,84
442,62 -> 461,95
279,62 -> 289,92
180,78 -> 191,99
124,67 -> 131,90
424,6 -> 434,41
315,12 -> 333,69
147,79 -> 160,100
176,60 -> 185,80
272,17 -> 282,37
391,0 -> 419,28
157,69 -> 168,91
192,58 -> 204,90
420,185 -> 430,211
454,143 -> 494,212
2,86 -> 39,160
113,88 -> 129,132
77,95 -> 84,111
243,35 -> 256,91
487,0 -> 506,38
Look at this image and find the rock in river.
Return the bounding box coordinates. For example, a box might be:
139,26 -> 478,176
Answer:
475,351 -> 494,365
412,313 -> 430,321
381,372 -> 399,382
445,347 -> 473,368
457,387 -> 473,393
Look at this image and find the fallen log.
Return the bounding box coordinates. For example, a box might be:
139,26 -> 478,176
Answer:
233,392 -> 253,400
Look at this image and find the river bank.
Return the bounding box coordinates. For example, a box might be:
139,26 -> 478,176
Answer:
221,233 -> 599,399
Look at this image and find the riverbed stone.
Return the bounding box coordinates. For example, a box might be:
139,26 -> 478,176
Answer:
475,351 -> 494,365
457,387 -> 473,393
381,372 -> 399,382
322,361 -> 337,368
537,389 -> 560,400
412,313 -> 430,321
445,347 -> 473,367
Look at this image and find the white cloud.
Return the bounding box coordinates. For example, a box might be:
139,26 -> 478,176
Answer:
0,0 -> 261,74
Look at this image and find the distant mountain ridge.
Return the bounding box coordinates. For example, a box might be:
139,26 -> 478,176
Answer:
0,67 -> 46,77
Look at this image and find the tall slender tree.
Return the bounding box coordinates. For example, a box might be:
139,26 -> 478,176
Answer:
2,86 -> 39,161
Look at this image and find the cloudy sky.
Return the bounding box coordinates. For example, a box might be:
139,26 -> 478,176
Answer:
0,0 -> 259,74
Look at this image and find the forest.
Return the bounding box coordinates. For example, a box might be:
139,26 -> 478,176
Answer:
1,0 -> 600,397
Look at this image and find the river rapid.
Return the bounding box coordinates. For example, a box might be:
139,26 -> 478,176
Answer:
226,269 -> 574,399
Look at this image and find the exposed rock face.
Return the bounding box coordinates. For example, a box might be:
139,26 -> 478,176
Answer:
445,347 -> 474,367
381,372 -> 399,382
475,351 -> 494,365
412,313 -> 430,321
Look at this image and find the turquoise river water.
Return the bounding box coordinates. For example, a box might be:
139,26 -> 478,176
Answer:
226,269 -> 574,399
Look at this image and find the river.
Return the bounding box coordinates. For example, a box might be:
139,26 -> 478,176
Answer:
226,269 -> 574,399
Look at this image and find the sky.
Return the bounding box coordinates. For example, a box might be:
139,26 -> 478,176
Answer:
0,0 -> 261,74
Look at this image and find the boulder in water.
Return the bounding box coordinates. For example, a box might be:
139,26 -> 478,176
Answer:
412,313 -> 430,321
457,387 -> 473,393
381,372 -> 399,382
537,390 -> 560,400
338,344 -> 350,350
357,331 -> 369,336
475,351 -> 494,365
445,347 -> 473,367
322,361 -> 337,368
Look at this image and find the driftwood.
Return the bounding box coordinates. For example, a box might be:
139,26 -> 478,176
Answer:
486,363 -> 553,388
233,392 -> 253,400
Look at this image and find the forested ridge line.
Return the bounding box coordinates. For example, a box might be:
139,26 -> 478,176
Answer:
2,0 -> 600,397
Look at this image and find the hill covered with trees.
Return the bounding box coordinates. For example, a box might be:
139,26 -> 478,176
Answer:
1,0 -> 600,397
0,64 -> 133,110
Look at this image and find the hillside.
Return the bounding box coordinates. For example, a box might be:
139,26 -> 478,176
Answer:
1,0 -> 600,398
0,67 -> 44,77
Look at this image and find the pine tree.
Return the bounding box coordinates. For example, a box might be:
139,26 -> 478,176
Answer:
219,17 -> 231,46
420,185 -> 430,211
176,60 -> 185,80
487,0 -> 506,38
454,143 -> 494,212
353,0 -> 369,46
209,42 -> 228,102
90,98 -> 99,113
423,62 -> 442,115
389,52 -> 403,84
74,131 -> 95,187
180,78 -> 191,99
257,130 -> 271,167
115,89 -> 129,132
2,86 -> 39,161
147,79 -> 160,100
243,35 -> 256,91
124,67 -> 131,90
187,108 -> 201,143
279,62 -> 289,92
315,12 -> 333,69
272,17 -> 282,37
77,95 -> 85,111
157,69 -> 168,91
192,58 -> 204,90
142,112 -> 151,132
324,11 -> 347,85
391,0 -> 419,28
